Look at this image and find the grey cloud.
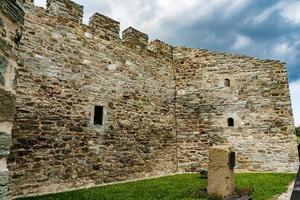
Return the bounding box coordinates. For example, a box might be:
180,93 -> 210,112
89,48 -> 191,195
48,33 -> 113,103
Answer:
144,0 -> 300,82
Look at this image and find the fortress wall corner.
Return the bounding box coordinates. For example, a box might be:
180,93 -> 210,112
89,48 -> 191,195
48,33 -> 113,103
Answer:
173,47 -> 299,172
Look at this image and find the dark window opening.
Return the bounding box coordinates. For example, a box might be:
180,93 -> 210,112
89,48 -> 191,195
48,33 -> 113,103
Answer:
94,106 -> 103,126
224,78 -> 230,87
228,118 -> 234,127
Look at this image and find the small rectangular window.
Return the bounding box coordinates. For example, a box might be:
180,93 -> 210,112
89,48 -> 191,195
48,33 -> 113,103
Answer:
94,106 -> 103,126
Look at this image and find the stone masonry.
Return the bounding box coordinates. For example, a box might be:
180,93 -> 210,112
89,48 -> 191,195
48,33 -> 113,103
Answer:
0,0 -> 24,199
207,145 -> 235,197
174,48 -> 298,172
0,0 -> 298,198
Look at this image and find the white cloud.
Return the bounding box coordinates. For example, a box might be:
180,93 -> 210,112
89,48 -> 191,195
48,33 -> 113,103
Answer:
290,80 -> 300,126
231,34 -> 252,50
272,42 -> 294,57
253,6 -> 276,24
34,0 -> 112,24
279,1 -> 300,24
224,0 -> 250,18
33,0 -> 252,40
253,1 -> 300,25
271,42 -> 298,69
34,0 -> 46,7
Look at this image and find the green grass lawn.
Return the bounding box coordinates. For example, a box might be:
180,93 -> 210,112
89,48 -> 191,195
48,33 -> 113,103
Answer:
19,173 -> 295,200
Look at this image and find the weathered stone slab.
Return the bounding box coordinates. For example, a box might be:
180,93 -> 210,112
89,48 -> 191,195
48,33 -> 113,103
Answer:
0,132 -> 11,157
0,170 -> 8,186
0,16 -> 3,27
0,55 -> 8,85
0,88 -> 16,122
207,145 -> 235,198
0,158 -> 8,199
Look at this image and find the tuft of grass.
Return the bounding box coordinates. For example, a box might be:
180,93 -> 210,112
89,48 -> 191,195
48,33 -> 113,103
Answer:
18,173 -> 295,200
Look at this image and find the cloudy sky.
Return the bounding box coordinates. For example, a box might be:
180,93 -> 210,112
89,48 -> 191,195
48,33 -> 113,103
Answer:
34,0 -> 299,126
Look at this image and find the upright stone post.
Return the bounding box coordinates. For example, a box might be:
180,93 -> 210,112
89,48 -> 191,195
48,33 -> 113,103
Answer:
207,145 -> 235,198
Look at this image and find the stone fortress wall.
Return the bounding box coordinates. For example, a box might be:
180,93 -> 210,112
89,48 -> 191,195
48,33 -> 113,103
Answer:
0,0 -> 298,198
9,0 -> 178,197
174,48 -> 298,172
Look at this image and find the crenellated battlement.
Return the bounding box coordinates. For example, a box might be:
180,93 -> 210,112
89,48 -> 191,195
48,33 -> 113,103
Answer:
25,0 -> 171,53
122,27 -> 149,49
148,40 -> 173,57
89,13 -> 120,41
23,0 -> 177,54
20,0 -> 289,64
46,0 -> 83,26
